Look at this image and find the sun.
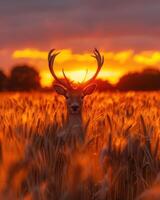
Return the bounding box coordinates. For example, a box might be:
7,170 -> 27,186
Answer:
40,70 -> 92,87
62,70 -> 92,83
40,69 -> 122,88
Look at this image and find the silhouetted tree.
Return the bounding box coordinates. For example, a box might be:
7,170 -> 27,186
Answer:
117,68 -> 160,91
94,79 -> 114,91
0,70 -> 8,91
9,65 -> 41,91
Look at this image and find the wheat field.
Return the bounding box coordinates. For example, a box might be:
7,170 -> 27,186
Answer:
0,92 -> 160,200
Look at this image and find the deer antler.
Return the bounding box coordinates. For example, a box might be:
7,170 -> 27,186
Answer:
48,49 -> 73,89
82,48 -> 104,87
48,48 -> 104,90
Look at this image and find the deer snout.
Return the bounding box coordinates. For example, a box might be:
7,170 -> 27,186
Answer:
71,104 -> 80,112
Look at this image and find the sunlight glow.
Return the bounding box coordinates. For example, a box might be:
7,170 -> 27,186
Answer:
12,48 -> 73,62
13,49 -> 48,59
12,48 -> 160,87
40,70 -> 123,87
40,71 -> 53,87
134,51 -> 160,65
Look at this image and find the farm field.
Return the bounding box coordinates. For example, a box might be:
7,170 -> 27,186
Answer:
0,92 -> 160,200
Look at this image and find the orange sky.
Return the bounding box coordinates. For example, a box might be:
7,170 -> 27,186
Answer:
0,1 -> 160,87
11,48 -> 160,87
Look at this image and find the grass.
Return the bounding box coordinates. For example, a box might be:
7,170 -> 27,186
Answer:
0,91 -> 160,200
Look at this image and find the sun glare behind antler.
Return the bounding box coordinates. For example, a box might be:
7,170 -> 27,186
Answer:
40,48 -> 124,87
61,70 -> 95,83
40,69 -> 122,87
40,70 -> 95,87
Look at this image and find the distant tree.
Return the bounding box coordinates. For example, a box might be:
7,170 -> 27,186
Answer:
0,70 -> 8,91
94,79 -> 114,91
9,65 -> 41,91
117,68 -> 160,91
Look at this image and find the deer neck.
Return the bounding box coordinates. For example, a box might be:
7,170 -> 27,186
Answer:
66,112 -> 84,143
67,113 -> 82,128
63,110 -> 85,145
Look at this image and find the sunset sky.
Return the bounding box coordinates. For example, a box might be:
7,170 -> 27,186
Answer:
0,0 -> 160,87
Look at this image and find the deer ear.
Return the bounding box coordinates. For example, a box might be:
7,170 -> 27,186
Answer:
53,84 -> 67,96
83,84 -> 97,96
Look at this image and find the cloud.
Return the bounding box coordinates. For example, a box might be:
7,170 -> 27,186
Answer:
1,0 -> 160,80
12,48 -> 160,66
11,48 -> 160,77
0,0 -> 160,51
134,51 -> 160,65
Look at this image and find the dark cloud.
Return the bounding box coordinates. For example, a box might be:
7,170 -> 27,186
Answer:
0,0 -> 160,51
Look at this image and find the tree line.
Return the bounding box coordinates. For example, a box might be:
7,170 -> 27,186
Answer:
0,65 -> 40,91
0,65 -> 160,91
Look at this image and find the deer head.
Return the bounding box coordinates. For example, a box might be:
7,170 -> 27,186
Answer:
48,48 -> 104,115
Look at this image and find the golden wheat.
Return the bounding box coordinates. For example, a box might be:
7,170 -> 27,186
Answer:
0,91 -> 160,200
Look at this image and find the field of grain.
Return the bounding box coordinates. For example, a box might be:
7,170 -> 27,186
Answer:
0,92 -> 160,200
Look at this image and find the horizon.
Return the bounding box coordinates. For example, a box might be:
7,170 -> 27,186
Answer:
1,63 -> 160,89
2,48 -> 160,87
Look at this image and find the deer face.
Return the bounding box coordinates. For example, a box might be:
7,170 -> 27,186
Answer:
54,84 -> 96,114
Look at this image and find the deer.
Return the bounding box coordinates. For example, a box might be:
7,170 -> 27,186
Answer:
48,48 -> 104,149
47,48 -> 104,199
